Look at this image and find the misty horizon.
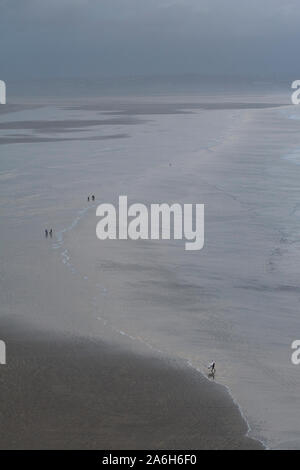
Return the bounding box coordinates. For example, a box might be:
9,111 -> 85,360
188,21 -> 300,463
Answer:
1,0 -> 299,81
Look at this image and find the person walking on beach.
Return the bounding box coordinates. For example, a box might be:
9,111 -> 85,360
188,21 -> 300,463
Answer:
49,229 -> 53,237
92,195 -> 95,201
45,229 -> 48,238
88,196 -> 90,202
208,361 -> 216,377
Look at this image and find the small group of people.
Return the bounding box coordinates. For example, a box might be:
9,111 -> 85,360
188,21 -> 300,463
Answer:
45,228 -> 53,238
87,195 -> 95,202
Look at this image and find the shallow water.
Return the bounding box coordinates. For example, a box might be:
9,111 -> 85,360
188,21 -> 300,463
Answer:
1,92 -> 300,449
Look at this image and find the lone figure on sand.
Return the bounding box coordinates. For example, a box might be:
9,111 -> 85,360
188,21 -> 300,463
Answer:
45,229 -> 48,237
208,361 -> 216,378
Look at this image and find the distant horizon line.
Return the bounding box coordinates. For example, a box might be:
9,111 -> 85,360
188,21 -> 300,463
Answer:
2,73 -> 297,83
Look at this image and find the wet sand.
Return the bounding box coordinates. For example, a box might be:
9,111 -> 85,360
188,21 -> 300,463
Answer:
0,317 -> 262,450
0,94 -> 293,449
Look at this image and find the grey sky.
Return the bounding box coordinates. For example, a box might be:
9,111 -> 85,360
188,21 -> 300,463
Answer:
0,0 -> 298,78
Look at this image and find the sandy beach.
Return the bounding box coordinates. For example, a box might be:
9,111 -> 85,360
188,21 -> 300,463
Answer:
3,0 -> 300,453
0,317 -> 262,450
0,91 -> 298,449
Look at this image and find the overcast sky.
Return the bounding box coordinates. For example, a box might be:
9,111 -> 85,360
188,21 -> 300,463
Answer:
0,0 -> 298,79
